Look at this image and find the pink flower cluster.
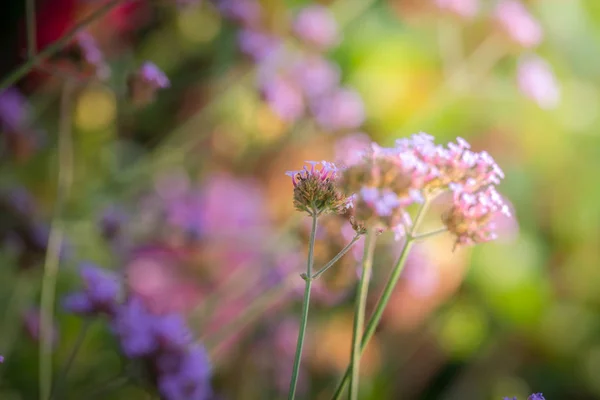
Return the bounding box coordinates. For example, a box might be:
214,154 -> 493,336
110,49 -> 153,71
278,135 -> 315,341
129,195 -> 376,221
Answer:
290,132 -> 511,247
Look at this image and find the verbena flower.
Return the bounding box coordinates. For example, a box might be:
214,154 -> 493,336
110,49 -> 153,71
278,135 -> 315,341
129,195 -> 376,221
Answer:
286,161 -> 349,216
528,394 -> 545,400
517,54 -> 560,109
62,263 -> 121,315
494,0 -> 543,49
292,56 -> 341,100
260,75 -> 305,122
127,61 -> 170,107
216,0 -> 262,27
434,0 -> 478,19
238,29 -> 281,61
293,5 -> 340,50
158,344 -> 212,400
75,31 -> 111,80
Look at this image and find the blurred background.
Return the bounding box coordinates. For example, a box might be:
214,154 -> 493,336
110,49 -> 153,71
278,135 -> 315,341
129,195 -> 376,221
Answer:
0,0 -> 599,399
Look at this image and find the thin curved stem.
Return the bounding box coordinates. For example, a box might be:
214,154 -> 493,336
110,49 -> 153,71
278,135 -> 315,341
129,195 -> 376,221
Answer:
348,228 -> 376,400
26,0 -> 37,58
0,0 -> 126,92
287,213 -> 318,400
39,80 -> 74,400
312,234 -> 361,280
330,201 -> 431,400
412,227 -> 447,241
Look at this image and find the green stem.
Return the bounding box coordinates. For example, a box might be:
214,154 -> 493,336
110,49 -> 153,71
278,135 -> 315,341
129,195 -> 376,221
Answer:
49,319 -> 93,400
330,201 -> 431,400
39,80 -> 74,400
26,0 -> 37,58
412,227 -> 447,241
287,213 -> 318,400
312,234 -> 361,280
0,0 -> 126,92
348,228 -> 376,400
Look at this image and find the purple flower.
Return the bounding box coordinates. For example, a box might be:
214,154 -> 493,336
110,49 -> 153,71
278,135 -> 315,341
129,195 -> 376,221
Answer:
63,263 -> 120,315
517,54 -> 560,109
216,0 -> 262,27
0,355 -> 3,363
128,62 -> 170,107
312,87 -> 365,131
260,75 -> 305,122
75,31 -> 111,80
293,5 -> 340,50
494,0 -> 543,49
238,29 -> 281,61
292,56 -> 341,99
154,314 -> 193,352
112,297 -> 158,357
528,394 -> 545,400
158,344 -> 212,400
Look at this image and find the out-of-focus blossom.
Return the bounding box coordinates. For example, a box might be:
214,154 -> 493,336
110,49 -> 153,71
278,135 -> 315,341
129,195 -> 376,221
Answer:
334,132 -> 371,167
158,344 -> 212,400
216,0 -> 262,27
286,161 -> 349,216
260,75 -> 305,122
99,205 -> 128,242
312,88 -> 365,131
293,5 -> 340,50
238,29 -> 281,61
23,308 -> 59,347
62,263 -> 121,315
292,56 -> 340,99
127,61 -> 170,107
517,54 -> 560,109
434,0 -> 478,19
528,394 -> 546,400
0,88 -> 43,159
75,31 -> 111,80
494,0 -> 543,49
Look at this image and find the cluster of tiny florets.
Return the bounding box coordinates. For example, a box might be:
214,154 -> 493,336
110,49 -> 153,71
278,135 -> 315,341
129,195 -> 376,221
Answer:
286,161 -> 349,216
63,264 -> 212,400
290,132 -> 511,247
504,393 -> 545,400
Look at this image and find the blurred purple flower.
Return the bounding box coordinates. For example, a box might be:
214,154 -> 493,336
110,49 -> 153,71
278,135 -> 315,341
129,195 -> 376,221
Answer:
517,54 -> 560,109
0,88 -> 30,133
312,87 -> 365,131
128,61 -> 170,107
216,0 -> 262,27
62,263 -> 120,315
293,5 -> 340,50
494,0 -> 543,49
238,29 -> 281,61
292,56 -> 340,99
76,31 -> 111,80
99,205 -> 128,241
112,296 -> 159,357
528,394 -> 545,400
334,132 -> 371,166
158,344 -> 212,400
260,75 -> 305,122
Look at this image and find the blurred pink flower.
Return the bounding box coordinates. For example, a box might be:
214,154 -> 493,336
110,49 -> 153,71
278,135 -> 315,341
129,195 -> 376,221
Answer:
293,5 -> 340,50
434,0 -> 478,19
494,0 -> 543,49
517,54 -> 560,109
334,132 -> 371,166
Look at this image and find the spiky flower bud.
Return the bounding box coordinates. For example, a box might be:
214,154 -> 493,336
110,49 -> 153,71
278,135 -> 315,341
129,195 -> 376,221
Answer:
286,161 -> 349,216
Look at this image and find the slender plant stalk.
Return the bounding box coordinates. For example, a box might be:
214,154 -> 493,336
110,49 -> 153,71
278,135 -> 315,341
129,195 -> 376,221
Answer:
287,213 -> 318,400
331,201 -> 435,400
0,0 -> 126,92
312,234 -> 361,280
348,228 -> 376,400
39,80 -> 74,400
49,319 -> 94,399
26,0 -> 37,58
413,227 -> 447,241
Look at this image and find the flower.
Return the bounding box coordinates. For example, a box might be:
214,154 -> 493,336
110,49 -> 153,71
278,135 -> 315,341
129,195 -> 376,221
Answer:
311,87 -> 365,131
286,161 -> 349,216
238,29 -> 281,61
260,75 -> 305,122
528,394 -> 545,400
334,132 -> 371,166
434,0 -> 478,19
494,0 -> 543,49
216,0 -> 262,27
442,184 -> 511,248
292,56 -> 340,99
517,54 -> 560,109
75,31 -> 111,80
293,5 -> 340,50
158,344 -> 212,400
62,263 -> 121,315
127,61 -> 170,107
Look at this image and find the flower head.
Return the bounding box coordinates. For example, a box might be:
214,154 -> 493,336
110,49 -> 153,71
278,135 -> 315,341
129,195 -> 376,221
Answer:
528,394 -> 545,400
158,344 -> 212,400
517,54 -> 560,109
127,61 -> 170,107
286,161 -> 349,216
217,0 -> 262,27
292,56 -> 340,99
434,0 -> 478,19
293,5 -> 340,50
62,263 -> 120,315
494,0 -> 543,49
76,31 -> 111,80
311,87 -> 365,132
238,29 -> 281,61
